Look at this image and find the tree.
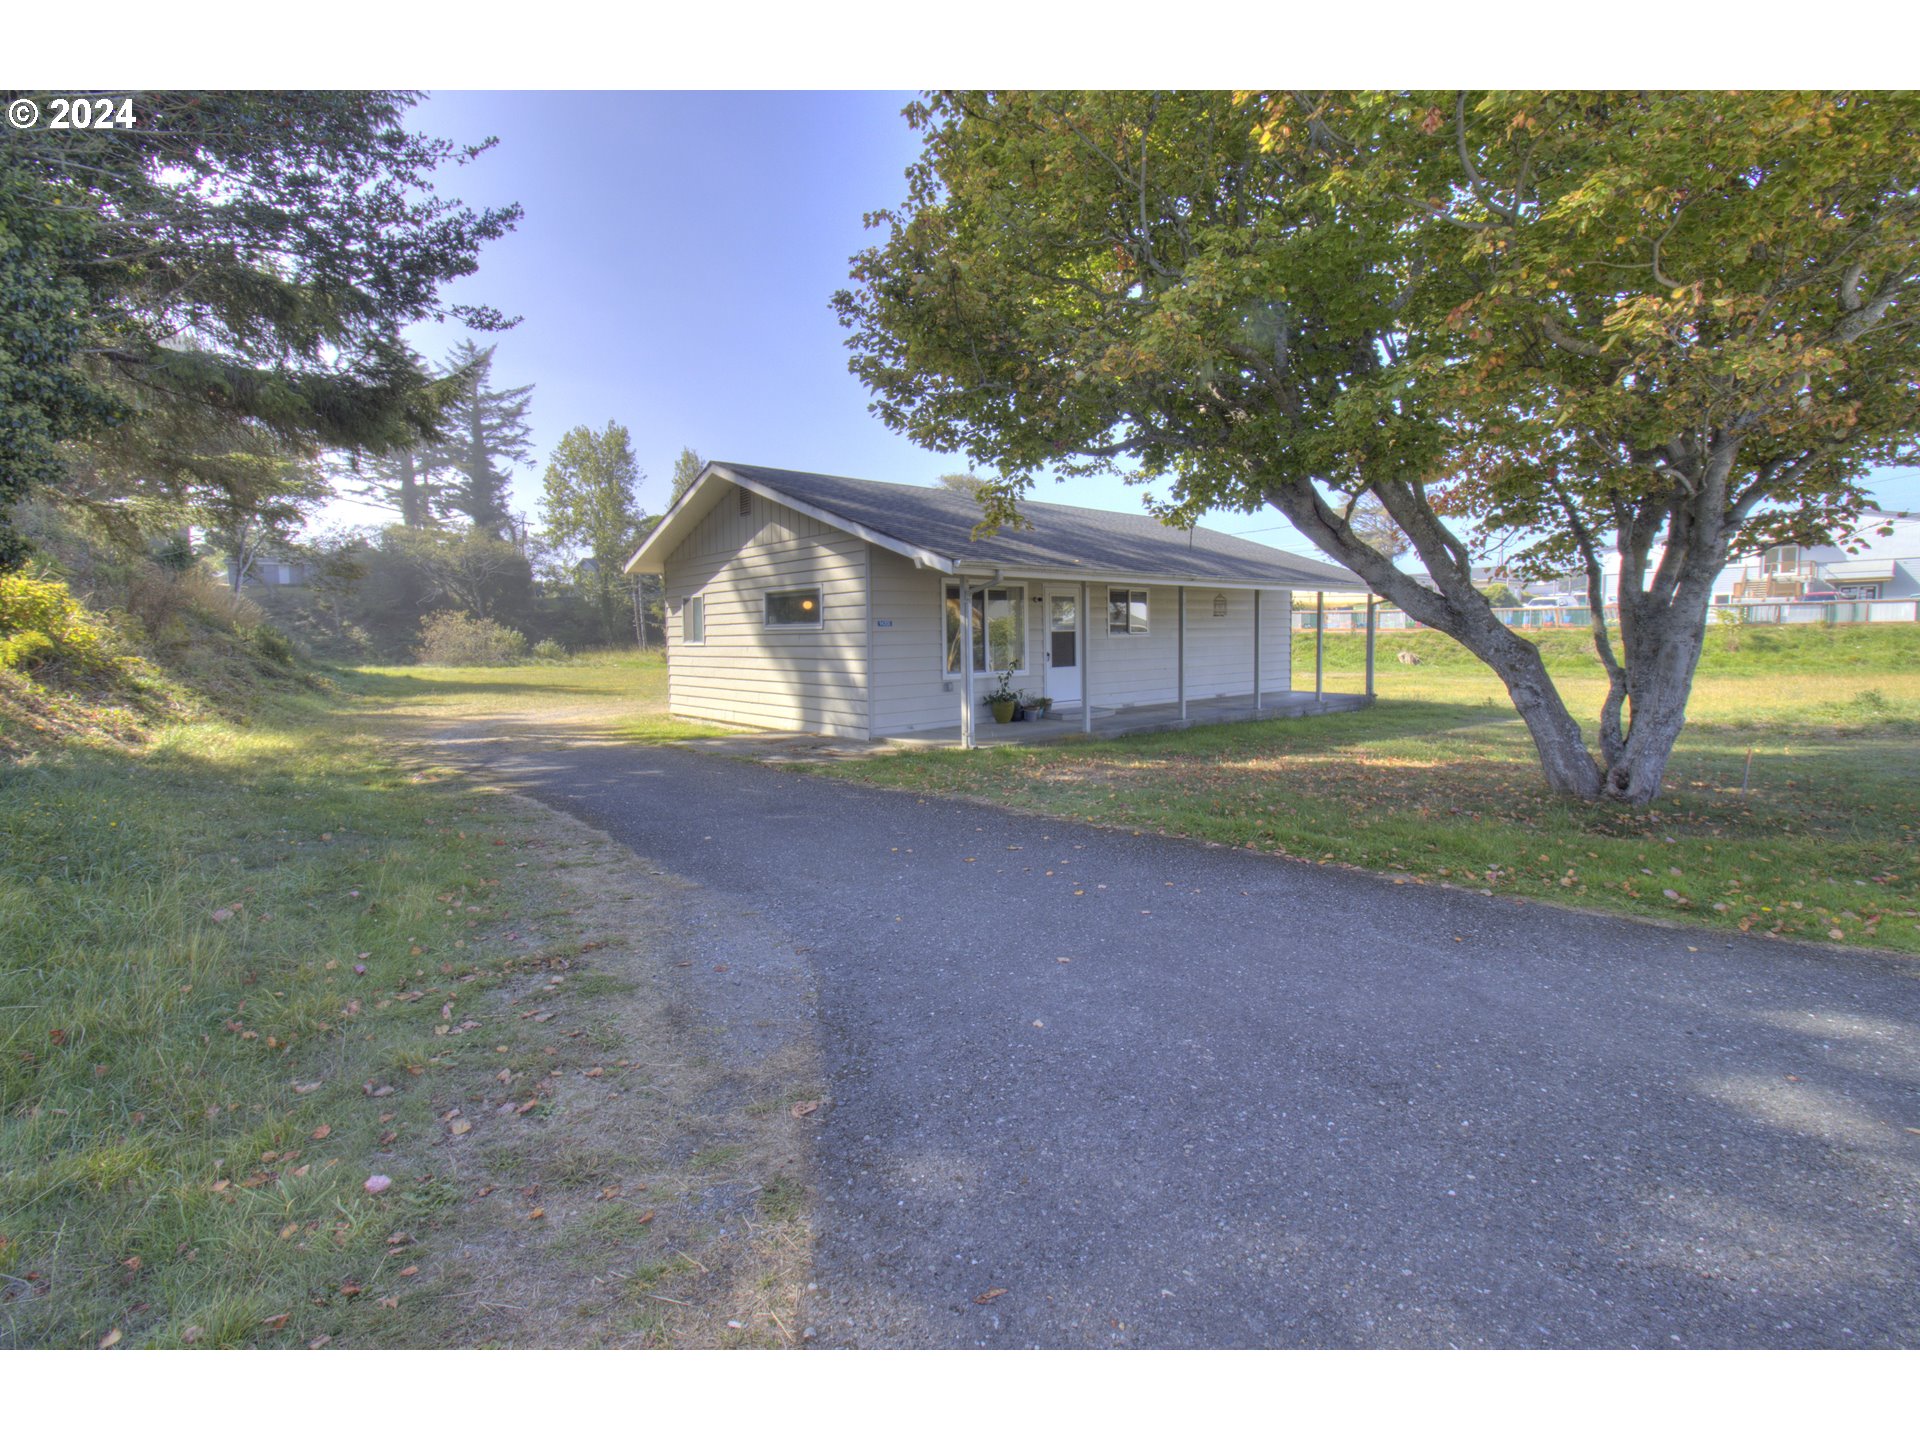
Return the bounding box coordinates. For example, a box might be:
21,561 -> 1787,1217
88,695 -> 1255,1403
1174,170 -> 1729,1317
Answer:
537,422 -> 647,643
936,472 -> 986,498
438,339 -> 535,536
668,446 -> 705,505
0,90 -> 519,566
1345,493 -> 1409,560
834,90 -> 1920,805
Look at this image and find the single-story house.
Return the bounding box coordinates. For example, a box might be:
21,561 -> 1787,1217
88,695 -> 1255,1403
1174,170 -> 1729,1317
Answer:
623,462 -> 1371,745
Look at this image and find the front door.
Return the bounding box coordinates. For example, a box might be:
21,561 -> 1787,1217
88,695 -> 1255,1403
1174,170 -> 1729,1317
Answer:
1045,590 -> 1082,706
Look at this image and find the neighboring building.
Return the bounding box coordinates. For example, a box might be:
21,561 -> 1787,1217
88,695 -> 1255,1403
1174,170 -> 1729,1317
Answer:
226,554 -> 314,590
1523,511 -> 1920,606
622,462 -> 1363,742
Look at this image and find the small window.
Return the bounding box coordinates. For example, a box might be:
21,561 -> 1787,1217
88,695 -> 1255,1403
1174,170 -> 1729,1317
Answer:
765,588 -> 822,627
681,595 -> 705,644
1108,588 -> 1149,636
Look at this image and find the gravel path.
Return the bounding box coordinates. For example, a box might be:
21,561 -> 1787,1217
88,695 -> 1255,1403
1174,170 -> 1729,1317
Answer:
431,728 -> 1920,1348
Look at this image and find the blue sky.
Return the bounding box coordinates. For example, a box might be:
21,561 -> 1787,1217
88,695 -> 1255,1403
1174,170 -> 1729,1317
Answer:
350,90 -> 1918,558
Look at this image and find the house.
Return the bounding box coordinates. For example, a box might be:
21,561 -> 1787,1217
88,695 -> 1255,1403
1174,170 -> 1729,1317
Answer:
622,462 -> 1368,745
1524,511 -> 1920,607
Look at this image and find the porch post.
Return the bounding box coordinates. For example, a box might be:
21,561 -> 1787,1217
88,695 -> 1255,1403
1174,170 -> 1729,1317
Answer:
1079,581 -> 1092,734
1252,588 -> 1263,714
1177,586 -> 1187,721
959,578 -> 975,750
1314,590 -> 1324,701
1364,594 -> 1377,700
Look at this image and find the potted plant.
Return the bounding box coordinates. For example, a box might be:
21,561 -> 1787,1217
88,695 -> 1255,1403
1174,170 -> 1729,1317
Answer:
986,671 -> 1019,724
1021,690 -> 1053,720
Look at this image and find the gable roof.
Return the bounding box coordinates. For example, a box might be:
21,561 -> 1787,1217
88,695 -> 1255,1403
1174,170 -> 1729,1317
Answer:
626,461 -> 1363,591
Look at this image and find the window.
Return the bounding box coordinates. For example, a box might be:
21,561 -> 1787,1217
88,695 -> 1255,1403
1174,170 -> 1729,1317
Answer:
681,595 -> 705,645
765,588 -> 822,627
738,488 -> 752,517
944,584 -> 1025,674
1108,588 -> 1149,636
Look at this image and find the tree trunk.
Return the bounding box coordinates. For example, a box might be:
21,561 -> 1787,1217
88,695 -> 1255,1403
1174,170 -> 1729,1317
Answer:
397,449 -> 426,529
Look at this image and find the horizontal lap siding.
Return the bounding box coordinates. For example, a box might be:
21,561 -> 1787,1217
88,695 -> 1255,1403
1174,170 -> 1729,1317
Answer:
869,550 -> 1047,735
867,557 -> 1298,733
664,492 -> 869,738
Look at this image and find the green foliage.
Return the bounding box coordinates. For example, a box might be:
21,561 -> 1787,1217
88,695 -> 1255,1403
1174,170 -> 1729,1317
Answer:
668,446 -> 705,505
436,340 -> 536,536
414,610 -> 528,666
0,571 -> 122,674
538,422 -> 647,644
531,638 -> 569,662
834,90 -> 1920,803
1,91 -> 519,563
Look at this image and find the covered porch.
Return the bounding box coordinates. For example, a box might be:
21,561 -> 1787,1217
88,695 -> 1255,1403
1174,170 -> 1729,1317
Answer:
945,579 -> 1380,749
893,684 -> 1371,749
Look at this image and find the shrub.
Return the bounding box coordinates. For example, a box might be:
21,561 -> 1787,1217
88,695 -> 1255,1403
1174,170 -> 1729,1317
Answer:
530,638 -> 569,663
0,573 -> 122,674
250,625 -> 296,668
415,610 -> 528,667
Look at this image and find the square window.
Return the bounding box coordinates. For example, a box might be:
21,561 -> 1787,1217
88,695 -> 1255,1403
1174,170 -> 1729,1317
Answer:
1108,588 -> 1148,635
681,595 -> 705,644
765,589 -> 822,627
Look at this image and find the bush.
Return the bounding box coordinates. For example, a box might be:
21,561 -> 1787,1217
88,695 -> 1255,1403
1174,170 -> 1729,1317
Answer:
530,638 -> 569,663
250,625 -> 296,668
415,610 -> 527,667
0,572 -> 122,674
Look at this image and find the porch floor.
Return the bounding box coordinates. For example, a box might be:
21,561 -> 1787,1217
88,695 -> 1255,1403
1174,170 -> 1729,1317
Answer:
888,688 -> 1372,749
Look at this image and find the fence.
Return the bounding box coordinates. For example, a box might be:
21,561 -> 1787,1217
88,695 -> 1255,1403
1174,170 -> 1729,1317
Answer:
1291,598 -> 1920,632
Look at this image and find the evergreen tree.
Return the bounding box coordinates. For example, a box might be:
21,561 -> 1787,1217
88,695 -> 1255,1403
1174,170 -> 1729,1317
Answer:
438,340 -> 534,537
0,90 -> 520,568
538,422 -> 647,643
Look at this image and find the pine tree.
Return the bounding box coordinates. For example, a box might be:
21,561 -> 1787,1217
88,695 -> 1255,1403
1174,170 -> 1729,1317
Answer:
438,340 -> 534,537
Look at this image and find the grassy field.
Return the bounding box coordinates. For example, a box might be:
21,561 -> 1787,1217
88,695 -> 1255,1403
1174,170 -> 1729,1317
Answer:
0,653 -> 807,1349
828,624 -> 1920,955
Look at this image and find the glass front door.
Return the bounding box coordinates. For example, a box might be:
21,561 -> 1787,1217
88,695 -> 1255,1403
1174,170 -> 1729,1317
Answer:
1046,592 -> 1081,705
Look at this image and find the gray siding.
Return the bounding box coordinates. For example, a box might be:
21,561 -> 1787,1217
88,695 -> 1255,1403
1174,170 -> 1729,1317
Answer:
662,488 -> 870,738
866,548 -> 1295,736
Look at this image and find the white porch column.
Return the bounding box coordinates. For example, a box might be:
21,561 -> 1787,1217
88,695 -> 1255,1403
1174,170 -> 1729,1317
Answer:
1252,588 -> 1263,713
1365,595 -> 1377,700
959,578 -> 975,749
1177,586 -> 1187,721
1080,580 -> 1092,735
1314,590 -> 1325,702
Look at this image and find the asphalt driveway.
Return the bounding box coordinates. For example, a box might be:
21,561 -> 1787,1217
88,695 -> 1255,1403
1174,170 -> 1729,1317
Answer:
442,732 -> 1920,1348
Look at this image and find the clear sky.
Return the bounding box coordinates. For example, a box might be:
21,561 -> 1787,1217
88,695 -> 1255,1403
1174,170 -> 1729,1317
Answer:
340,90 -> 1918,559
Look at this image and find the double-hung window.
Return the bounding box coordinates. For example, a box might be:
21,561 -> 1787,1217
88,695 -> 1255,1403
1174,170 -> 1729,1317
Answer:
1108,588 -> 1149,636
944,584 -> 1025,674
681,595 -> 705,644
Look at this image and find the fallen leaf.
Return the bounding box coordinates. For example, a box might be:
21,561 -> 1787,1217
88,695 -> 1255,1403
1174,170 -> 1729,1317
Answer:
449,1119 -> 472,1136
310,1124 -> 331,1140
790,1101 -> 820,1118
264,1312 -> 291,1331
399,1265 -> 419,1278
527,1207 -> 545,1221
364,1175 -> 392,1195
308,1334 -> 331,1349
181,1325 -> 204,1344
99,1328 -> 123,1348
973,1288 -> 1008,1305
292,1081 -> 321,1095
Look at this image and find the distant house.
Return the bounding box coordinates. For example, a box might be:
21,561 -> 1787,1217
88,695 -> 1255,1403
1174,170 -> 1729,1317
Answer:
1524,511 -> 1920,606
226,554 -> 313,590
623,462 -> 1365,744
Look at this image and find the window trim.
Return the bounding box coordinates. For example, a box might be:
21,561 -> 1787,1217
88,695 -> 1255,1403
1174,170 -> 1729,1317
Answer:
764,587 -> 824,629
942,581 -> 1028,677
680,594 -> 705,645
1108,587 -> 1150,636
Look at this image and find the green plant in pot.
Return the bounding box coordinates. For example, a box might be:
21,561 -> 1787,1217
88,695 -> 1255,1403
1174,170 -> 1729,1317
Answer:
987,670 -> 1019,724
1021,689 -> 1052,719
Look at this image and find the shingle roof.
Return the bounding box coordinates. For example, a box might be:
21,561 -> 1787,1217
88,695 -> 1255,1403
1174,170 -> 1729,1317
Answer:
634,461 -> 1362,590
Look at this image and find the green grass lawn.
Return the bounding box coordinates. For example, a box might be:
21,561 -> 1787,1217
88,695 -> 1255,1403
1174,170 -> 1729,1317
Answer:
829,623 -> 1920,955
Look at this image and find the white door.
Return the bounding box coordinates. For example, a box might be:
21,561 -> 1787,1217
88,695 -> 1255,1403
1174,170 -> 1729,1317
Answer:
1045,590 -> 1082,705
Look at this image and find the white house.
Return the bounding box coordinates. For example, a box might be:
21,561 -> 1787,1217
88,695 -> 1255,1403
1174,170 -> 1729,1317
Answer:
622,462 -> 1367,745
